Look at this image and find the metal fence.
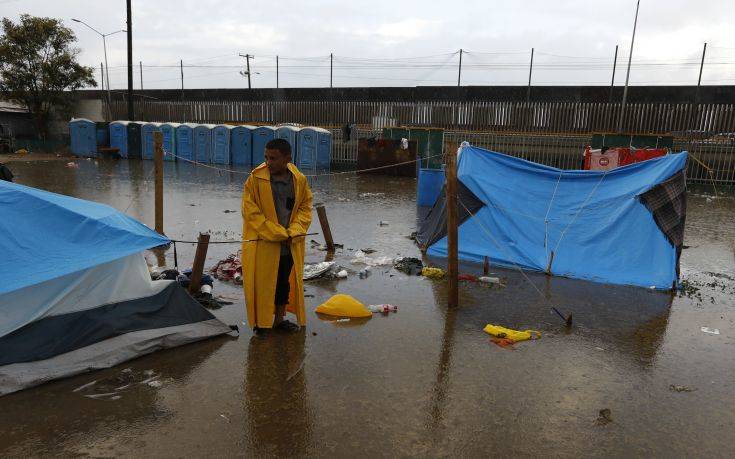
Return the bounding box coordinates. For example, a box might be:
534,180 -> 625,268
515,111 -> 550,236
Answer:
109,99 -> 735,184
111,99 -> 735,134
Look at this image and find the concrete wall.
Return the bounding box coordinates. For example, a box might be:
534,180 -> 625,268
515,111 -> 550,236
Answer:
75,85 -> 735,104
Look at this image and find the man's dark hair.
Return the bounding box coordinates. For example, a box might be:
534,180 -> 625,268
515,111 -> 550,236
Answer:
265,138 -> 292,157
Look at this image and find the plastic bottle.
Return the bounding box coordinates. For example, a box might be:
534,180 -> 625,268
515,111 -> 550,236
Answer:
368,304 -> 398,313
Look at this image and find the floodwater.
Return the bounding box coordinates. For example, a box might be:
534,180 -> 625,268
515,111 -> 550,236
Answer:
2,157 -> 734,457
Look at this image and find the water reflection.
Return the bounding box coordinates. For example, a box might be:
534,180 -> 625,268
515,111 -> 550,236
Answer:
245,331 -> 310,456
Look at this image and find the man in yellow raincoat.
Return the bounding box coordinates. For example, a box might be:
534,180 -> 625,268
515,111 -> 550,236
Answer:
241,138 -> 313,332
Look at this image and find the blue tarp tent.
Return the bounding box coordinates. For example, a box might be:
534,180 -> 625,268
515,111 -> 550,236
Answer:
0,181 -> 231,395
231,125 -> 255,166
417,145 -> 688,289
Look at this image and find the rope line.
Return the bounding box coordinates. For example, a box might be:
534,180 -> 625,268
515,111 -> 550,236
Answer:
551,170 -> 609,255
166,151 -> 446,178
543,170 -> 564,260
458,198 -> 547,300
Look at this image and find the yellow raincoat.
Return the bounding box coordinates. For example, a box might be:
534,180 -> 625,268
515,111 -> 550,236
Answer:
241,162 -> 313,329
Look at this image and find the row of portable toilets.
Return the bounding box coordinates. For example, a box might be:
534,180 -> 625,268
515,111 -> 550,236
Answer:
69,119 -> 332,170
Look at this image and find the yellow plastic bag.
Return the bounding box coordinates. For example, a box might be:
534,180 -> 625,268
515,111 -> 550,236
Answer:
421,267 -> 445,279
483,324 -> 541,342
315,294 -> 372,318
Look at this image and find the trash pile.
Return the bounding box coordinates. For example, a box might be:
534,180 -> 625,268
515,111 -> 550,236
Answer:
150,266 -> 232,309
394,257 -> 423,275
209,252 -> 242,284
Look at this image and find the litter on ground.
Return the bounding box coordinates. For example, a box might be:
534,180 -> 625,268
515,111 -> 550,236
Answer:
351,250 -> 393,266
394,257 -> 424,275
483,324 -> 541,342
315,294 -> 372,318
701,327 -> 720,335
421,267 -> 445,279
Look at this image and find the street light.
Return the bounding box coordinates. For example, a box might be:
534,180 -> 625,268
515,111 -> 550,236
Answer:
72,18 -> 126,119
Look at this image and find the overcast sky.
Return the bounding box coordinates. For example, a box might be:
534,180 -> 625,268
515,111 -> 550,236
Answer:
2,0 -> 734,90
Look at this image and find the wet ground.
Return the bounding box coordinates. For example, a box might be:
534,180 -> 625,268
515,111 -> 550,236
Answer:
2,156 -> 734,457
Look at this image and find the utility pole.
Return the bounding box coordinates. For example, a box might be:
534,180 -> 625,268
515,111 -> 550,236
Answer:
239,54 -> 253,89
457,48 -> 463,87
609,44 -> 618,103
526,47 -> 534,103
695,42 -> 707,104
276,55 -> 279,88
618,0 -> 640,133
126,0 -> 133,120
330,53 -> 333,88
139,61 -> 143,90
180,59 -> 184,99
100,62 -> 105,93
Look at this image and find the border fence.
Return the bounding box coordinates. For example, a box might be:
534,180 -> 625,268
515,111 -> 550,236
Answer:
110,99 -> 735,185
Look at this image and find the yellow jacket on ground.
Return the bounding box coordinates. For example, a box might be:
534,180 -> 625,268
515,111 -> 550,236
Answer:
241,162 -> 313,328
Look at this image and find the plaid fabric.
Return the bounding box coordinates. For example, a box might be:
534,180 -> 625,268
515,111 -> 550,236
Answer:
639,170 -> 687,248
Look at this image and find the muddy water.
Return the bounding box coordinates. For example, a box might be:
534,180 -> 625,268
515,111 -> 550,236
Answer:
1,157 -> 734,457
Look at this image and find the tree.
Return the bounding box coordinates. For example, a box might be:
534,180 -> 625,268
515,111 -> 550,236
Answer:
0,14 -> 96,138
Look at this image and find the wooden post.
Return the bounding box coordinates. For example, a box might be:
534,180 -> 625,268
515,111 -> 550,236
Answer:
154,131 -> 164,235
188,233 -> 210,295
445,144 -> 459,309
315,204 -> 335,252
483,256 -> 490,276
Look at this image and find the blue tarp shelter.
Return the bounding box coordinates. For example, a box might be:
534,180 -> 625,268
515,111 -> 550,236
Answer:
417,145 -> 688,289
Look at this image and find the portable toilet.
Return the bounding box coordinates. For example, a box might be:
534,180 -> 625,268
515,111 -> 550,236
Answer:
109,121 -> 130,157
316,128 -> 332,169
141,122 -> 163,160
126,122 -> 142,158
275,125 -> 300,163
95,122 -> 109,150
175,123 -> 197,162
160,122 -> 180,161
252,126 -> 277,166
69,118 -> 97,157
298,127 -> 332,170
212,124 -> 235,165
231,125 -> 255,167
194,124 -> 215,163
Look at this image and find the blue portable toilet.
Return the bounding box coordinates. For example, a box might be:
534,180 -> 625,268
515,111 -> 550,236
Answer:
212,125 -> 235,165
141,122 -> 162,160
175,123 -> 196,162
298,127 -> 332,170
231,125 -> 255,167
69,118 -> 97,157
315,128 -> 332,169
275,125 -> 300,163
160,123 -> 179,161
252,126 -> 277,166
95,122 -> 109,150
109,121 -> 130,157
194,124 -> 215,163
